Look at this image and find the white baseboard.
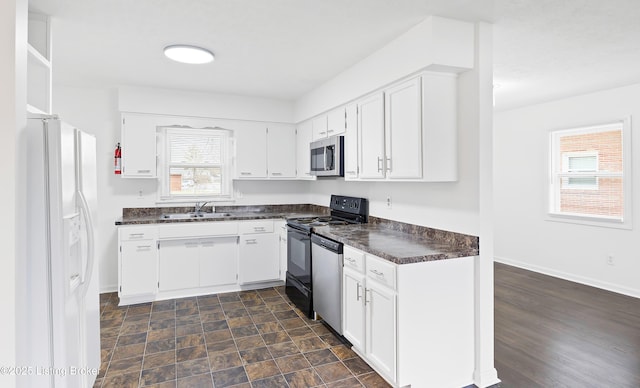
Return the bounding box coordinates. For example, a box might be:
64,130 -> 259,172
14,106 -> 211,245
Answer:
494,256 -> 640,299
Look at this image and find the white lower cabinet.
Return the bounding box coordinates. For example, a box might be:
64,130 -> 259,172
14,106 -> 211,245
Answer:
158,237 -> 239,292
342,244 -> 475,388
120,240 -> 158,297
365,280 -> 396,381
239,233 -> 279,285
199,237 -> 238,287
118,219 -> 282,305
158,239 -> 200,291
118,226 -> 158,298
342,267 -> 365,350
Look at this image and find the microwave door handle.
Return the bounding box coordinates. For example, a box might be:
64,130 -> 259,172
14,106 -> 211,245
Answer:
323,147 -> 327,170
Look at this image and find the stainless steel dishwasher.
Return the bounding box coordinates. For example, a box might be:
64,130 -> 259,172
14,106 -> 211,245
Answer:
311,234 -> 343,335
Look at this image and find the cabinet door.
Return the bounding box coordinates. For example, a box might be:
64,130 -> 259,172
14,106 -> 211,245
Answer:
358,93 -> 385,179
120,240 -> 158,297
327,107 -> 346,136
312,115 -> 328,141
199,237 -> 238,287
385,77 -> 423,179
267,124 -> 296,178
343,267 -> 365,351
158,239 -> 199,291
366,281 -> 397,381
121,113 -> 157,178
344,104 -> 359,180
296,120 -> 314,180
238,233 -> 279,284
235,125 -> 267,178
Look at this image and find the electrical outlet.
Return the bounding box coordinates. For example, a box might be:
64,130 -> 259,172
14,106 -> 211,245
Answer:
138,189 -> 144,199
606,255 -> 614,266
386,196 -> 392,209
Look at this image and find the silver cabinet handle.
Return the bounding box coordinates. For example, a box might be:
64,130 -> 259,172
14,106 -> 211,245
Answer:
377,157 -> 383,172
254,227 -> 265,232
137,169 -> 151,173
245,239 -> 257,245
128,233 -> 144,238
136,245 -> 152,249
364,288 -> 371,304
271,172 -> 283,176
319,131 -> 327,135
345,257 -> 356,263
386,157 -> 392,172
370,269 -> 384,277
240,172 -> 252,176
356,282 -> 362,301
346,171 -> 356,175
328,129 -> 335,133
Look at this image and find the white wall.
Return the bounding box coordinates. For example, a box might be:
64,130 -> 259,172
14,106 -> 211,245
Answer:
2,0 -> 27,386
54,86 -> 311,292
294,16 -> 474,122
494,83 -> 640,298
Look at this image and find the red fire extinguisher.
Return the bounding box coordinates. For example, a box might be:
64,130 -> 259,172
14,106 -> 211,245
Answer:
114,143 -> 122,174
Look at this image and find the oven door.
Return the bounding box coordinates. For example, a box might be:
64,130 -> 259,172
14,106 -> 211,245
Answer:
286,226 -> 311,288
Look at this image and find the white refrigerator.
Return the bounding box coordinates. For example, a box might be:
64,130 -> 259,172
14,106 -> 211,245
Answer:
25,115 -> 100,388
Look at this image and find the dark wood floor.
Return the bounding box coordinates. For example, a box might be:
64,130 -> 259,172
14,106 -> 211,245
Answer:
495,262 -> 640,387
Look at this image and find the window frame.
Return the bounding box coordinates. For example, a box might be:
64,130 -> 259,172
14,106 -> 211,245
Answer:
547,117 -> 632,229
157,126 -> 233,202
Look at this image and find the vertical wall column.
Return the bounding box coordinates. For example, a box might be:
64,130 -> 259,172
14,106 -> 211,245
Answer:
474,21 -> 500,387
0,0 -> 28,387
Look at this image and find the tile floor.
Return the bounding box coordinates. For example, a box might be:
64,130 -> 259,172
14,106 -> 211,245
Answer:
96,286 -> 391,388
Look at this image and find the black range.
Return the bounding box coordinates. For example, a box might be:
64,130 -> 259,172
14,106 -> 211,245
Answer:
285,195 -> 368,318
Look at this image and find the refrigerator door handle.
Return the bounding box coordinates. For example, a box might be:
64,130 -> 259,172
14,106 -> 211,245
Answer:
77,189 -> 95,298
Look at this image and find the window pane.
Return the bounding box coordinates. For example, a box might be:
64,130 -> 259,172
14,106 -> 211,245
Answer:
557,176 -> 623,218
169,133 -> 222,164
567,156 -> 596,171
169,167 -> 222,196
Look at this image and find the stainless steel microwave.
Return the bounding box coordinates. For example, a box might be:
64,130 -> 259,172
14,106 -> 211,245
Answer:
310,135 -> 344,177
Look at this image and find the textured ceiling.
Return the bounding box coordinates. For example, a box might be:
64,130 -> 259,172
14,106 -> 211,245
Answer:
30,0 -> 640,109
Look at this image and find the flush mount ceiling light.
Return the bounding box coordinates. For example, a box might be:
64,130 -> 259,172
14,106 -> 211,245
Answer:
163,45 -> 214,64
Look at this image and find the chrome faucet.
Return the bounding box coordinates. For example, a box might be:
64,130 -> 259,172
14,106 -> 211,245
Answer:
194,201 -> 209,214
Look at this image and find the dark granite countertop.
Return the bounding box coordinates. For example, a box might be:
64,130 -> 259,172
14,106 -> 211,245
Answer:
115,205 -> 479,265
115,204 -> 329,225
313,221 -> 479,265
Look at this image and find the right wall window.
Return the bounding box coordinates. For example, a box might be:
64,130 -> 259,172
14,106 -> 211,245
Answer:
549,119 -> 632,228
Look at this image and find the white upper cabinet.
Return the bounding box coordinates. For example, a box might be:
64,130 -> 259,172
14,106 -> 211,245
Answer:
121,113 -> 158,178
266,124 -> 296,178
296,120 -> 315,180
350,72 -> 457,182
311,114 -> 328,141
236,123 -> 296,180
327,107 -> 347,137
384,77 -> 423,180
344,104 -> 359,180
235,124 -> 268,178
358,92 -> 386,179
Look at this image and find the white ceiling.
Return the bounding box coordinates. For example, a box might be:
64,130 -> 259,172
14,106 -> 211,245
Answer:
30,0 -> 640,110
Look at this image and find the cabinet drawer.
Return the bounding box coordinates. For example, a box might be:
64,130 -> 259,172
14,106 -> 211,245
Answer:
343,246 -> 365,273
158,221 -> 238,239
239,220 -> 274,234
366,254 -> 396,290
120,227 -> 158,241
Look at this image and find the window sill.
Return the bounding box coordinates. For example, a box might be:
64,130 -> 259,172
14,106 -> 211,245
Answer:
546,213 -> 632,230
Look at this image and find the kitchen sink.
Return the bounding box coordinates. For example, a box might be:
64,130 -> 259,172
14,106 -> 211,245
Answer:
161,212 -> 233,220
